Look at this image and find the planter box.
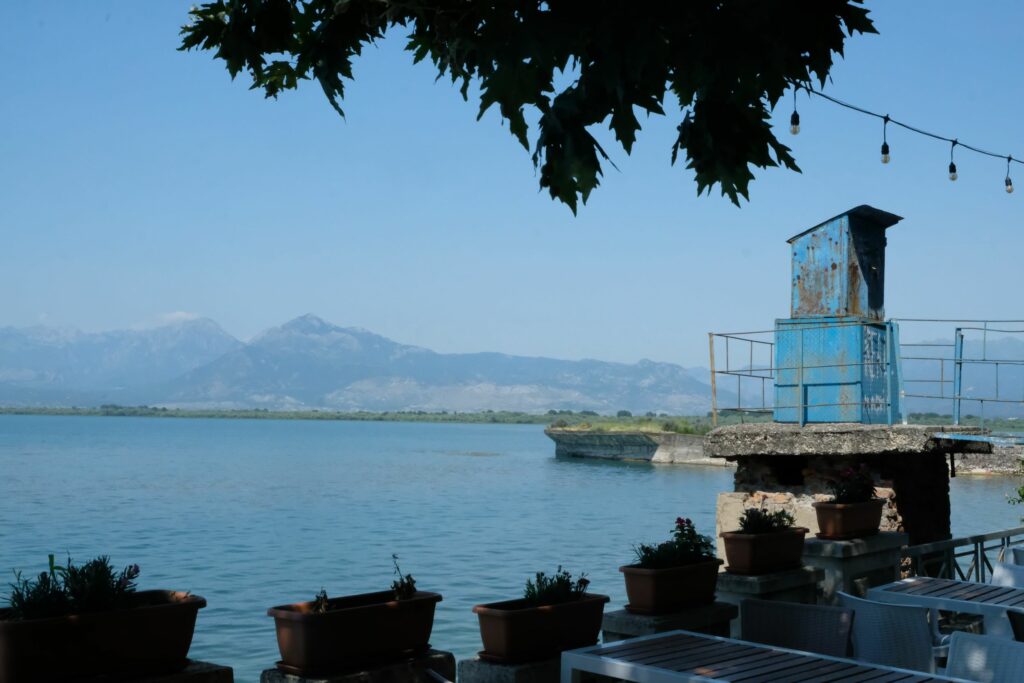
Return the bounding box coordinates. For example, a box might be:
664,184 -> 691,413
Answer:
472,593 -> 610,664
721,528 -> 809,575
268,590 -> 441,677
619,559 -> 723,614
813,499 -> 885,540
0,590 -> 205,683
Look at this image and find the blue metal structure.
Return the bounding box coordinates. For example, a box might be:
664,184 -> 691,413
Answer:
774,206 -> 903,425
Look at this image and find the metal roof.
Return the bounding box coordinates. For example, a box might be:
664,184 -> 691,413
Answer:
787,205 -> 903,244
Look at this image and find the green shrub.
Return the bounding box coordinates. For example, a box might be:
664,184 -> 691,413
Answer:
633,517 -> 715,569
738,508 -> 795,534
523,566 -> 589,606
6,555 -> 140,620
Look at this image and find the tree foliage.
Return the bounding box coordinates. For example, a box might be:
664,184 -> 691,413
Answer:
180,1 -> 876,212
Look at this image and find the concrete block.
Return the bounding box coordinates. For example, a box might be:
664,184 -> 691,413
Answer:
602,602 -> 737,642
716,567 -> 823,637
457,656 -> 559,683
802,532 -> 907,604
260,650 -> 454,683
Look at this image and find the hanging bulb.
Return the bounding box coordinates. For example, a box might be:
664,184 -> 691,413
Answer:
790,111 -> 800,135
948,162 -> 958,181
1006,177 -> 1014,194
881,142 -> 890,164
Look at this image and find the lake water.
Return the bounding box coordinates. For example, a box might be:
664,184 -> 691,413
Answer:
0,415 -> 1020,681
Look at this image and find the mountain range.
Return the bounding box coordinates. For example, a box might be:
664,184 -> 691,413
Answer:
0,315 -> 720,414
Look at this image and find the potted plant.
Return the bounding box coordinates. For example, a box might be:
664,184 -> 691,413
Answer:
473,567 -> 609,663
620,517 -> 722,614
721,508 -> 808,575
0,554 -> 205,683
813,463 -> 885,540
267,555 -> 442,677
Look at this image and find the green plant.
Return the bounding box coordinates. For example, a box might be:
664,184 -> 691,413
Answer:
523,567 -> 589,606
312,588 -> 329,614
5,554 -> 140,621
390,554 -> 416,600
633,517 -> 715,569
738,508 -> 795,534
827,463 -> 876,503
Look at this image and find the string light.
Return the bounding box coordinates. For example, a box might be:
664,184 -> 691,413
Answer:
793,84 -> 1022,193
881,116 -> 890,164
790,87 -> 800,135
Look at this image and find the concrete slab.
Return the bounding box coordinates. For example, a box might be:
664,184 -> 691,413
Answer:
134,661 -> 234,682
803,532 -> 907,604
704,423 -> 990,459
716,567 -> 824,637
260,650 -> 454,683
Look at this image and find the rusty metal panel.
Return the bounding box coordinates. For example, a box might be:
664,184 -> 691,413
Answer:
789,205 -> 900,321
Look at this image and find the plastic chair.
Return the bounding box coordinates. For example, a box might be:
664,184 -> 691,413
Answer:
837,591 -> 946,673
1009,609 -> 1024,642
946,631 -> 1024,683
1011,546 -> 1024,566
739,598 -> 853,657
991,561 -> 1024,588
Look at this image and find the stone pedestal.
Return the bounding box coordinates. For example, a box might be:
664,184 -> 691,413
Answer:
457,656 -> 560,683
260,650 -> 455,683
802,532 -> 907,605
716,567 -> 823,637
135,661 -> 234,682
601,602 -> 738,642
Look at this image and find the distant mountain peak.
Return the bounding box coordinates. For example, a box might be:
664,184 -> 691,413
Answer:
280,313 -> 336,334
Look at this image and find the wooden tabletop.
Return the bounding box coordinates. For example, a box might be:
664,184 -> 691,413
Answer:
561,630 -> 967,683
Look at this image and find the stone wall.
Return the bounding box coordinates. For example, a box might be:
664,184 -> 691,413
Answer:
716,452 -> 946,547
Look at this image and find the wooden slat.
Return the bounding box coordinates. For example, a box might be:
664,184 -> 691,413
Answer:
689,651 -> 798,679
598,632 -> 698,657
626,640 -> 740,666
883,580 -> 919,594
738,660 -> 863,683
639,641 -> 766,671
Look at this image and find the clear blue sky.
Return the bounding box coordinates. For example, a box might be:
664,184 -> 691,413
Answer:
1,1 -> 1022,367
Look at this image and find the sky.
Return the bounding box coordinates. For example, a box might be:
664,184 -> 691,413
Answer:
1,1 -> 1022,367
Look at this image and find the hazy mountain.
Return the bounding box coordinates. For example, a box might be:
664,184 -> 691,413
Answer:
0,318 -> 242,395
159,314 -> 719,413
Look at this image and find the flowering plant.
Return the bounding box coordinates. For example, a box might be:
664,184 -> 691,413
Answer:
633,517 -> 716,569
827,463 -> 876,504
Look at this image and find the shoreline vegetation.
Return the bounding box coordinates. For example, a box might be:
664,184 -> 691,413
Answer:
0,406 -> 1018,436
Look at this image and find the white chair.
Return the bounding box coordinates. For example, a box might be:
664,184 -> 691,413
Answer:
991,561 -> 1024,588
946,631 -> 1024,682
1010,546 -> 1024,566
837,591 -> 946,673
739,598 -> 853,657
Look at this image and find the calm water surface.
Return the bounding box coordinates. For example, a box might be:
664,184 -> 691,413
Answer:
0,415 -> 1018,681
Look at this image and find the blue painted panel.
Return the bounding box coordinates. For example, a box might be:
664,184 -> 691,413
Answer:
773,317 -> 898,424
791,217 -> 848,318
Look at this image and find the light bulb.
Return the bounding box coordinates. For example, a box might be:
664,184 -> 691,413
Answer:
1007,177 -> 1015,194
790,111 -> 800,136
948,162 -> 958,181
881,142 -> 890,164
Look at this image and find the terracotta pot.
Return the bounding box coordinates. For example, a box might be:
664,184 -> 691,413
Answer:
268,590 -> 441,676
619,559 -> 723,614
720,528 -> 808,575
472,593 -> 610,664
0,590 -> 205,683
813,499 -> 885,540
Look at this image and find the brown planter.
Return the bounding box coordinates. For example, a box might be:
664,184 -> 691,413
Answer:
473,593 -> 610,664
721,528 -> 809,575
619,559 -> 723,614
0,590 -> 205,683
813,499 -> 885,540
268,590 -> 441,677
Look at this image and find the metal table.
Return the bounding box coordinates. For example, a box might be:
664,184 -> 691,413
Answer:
868,576 -> 1024,638
560,630 -> 967,683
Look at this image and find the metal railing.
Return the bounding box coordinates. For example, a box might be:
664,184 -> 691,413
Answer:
904,527 -> 1024,582
708,318 -> 1024,428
